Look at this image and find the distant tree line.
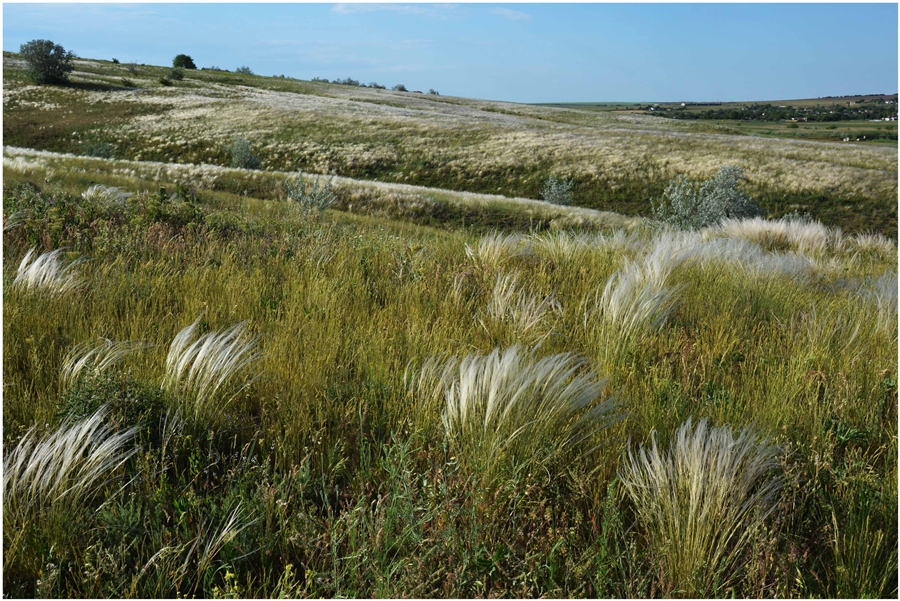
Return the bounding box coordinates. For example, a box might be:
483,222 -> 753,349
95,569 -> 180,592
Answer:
311,77 -> 439,95
663,102 -> 897,122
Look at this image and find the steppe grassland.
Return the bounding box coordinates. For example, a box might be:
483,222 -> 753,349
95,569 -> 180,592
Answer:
3,145 -> 897,596
3,53 -> 898,598
3,55 -> 896,235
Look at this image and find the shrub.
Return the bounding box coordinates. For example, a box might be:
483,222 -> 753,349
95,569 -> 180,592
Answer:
173,54 -> 197,69
368,81 -> 386,89
59,372 -> 167,436
230,137 -> 261,170
540,175 -> 575,205
652,165 -> 763,230
19,39 -> 76,85
428,88 -> 439,95
392,83 -> 408,92
619,418 -> 782,596
285,170 -> 335,212
158,77 -> 172,86
235,65 -> 253,75
81,140 -> 115,159
111,58 -> 119,64
168,67 -> 184,81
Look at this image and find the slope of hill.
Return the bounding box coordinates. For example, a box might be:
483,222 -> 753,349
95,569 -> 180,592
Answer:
3,53 -> 897,236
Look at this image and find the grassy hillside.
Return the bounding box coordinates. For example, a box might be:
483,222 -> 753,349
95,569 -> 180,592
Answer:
2,52 -> 898,598
3,53 -> 897,237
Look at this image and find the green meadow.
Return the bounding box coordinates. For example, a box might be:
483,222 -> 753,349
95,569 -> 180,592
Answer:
3,53 -> 897,598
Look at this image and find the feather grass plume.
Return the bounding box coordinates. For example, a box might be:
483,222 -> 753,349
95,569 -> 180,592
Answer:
3,405 -> 137,529
162,318 -> 261,426
60,338 -> 149,390
13,247 -> 83,294
619,418 -> 782,596
410,346 -> 616,485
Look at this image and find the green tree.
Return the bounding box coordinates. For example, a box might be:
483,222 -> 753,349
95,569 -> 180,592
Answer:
173,54 -> 197,69
19,39 -> 76,85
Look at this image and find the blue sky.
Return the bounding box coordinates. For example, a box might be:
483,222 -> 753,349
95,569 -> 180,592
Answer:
3,3 -> 897,103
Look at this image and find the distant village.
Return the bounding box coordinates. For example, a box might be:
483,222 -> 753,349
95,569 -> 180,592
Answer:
644,95 -> 898,123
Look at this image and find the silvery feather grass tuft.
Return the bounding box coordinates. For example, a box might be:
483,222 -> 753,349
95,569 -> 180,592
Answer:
60,338 -> 149,390
465,231 -> 533,271
13,247 -> 83,294
714,216 -> 843,257
619,418 -> 782,596
410,346 -> 616,484
82,184 -> 131,208
484,271 -> 561,343
584,232 -> 693,364
162,318 -> 261,426
862,270 -> 898,336
3,405 -> 137,529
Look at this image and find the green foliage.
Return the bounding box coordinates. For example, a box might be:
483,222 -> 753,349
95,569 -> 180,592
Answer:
235,65 -> 253,75
173,54 -> 197,69
392,83 -> 408,92
230,137 -> 261,170
19,39 -> 76,85
652,165 -> 763,229
168,67 -> 185,81
285,170 -> 335,212
540,175 -> 575,205
59,372 -> 167,435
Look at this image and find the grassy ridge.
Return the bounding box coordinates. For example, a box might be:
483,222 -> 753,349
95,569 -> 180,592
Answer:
3,53 -> 897,237
3,159 -> 896,597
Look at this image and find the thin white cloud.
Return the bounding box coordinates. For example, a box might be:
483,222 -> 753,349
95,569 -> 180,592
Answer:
332,3 -> 458,18
490,7 -> 531,22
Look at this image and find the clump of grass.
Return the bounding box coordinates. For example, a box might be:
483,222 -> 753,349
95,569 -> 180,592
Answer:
82,184 -> 131,208
484,271 -> 560,344
619,418 -> 782,597
584,232 -> 691,365
162,318 -> 261,427
861,270 -> 898,336
409,346 -> 616,485
13,247 -> 83,294
3,405 -> 138,530
60,338 -> 149,390
713,216 -> 843,257
465,231 -> 532,271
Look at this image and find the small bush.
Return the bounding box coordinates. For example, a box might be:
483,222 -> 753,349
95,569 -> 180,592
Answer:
81,140 -> 115,159
428,88 -> 439,95
173,54 -> 197,69
653,165 -> 763,230
111,58 -> 119,64
235,65 -> 253,75
59,372 -> 166,435
230,137 -> 261,170
19,39 -> 76,85
392,83 -> 408,92
158,77 -> 172,86
285,170 -> 335,212
540,175 -> 575,205
168,67 -> 184,81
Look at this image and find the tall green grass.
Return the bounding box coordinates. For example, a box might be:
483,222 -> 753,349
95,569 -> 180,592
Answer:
2,166 -> 896,597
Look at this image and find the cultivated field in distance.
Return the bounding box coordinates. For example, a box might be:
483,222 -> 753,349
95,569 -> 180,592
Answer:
3,52 -> 897,598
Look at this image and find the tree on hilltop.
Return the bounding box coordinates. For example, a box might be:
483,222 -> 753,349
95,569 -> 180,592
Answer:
20,39 -> 76,85
173,54 -> 197,69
